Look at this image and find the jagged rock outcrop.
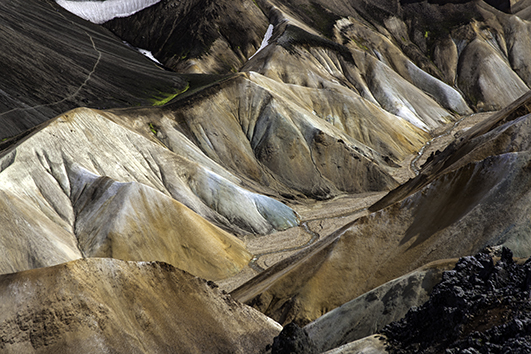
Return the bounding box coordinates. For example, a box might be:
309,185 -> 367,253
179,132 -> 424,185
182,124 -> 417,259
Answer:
271,322 -> 318,354
253,0 -> 530,112
382,248 -> 531,353
0,258 -> 282,354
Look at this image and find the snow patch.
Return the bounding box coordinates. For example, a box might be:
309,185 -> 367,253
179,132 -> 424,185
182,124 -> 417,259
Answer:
122,41 -> 162,65
56,0 -> 161,24
249,24 -> 274,60
137,48 -> 162,65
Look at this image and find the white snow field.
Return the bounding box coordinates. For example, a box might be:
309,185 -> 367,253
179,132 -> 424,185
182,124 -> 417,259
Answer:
56,0 -> 161,24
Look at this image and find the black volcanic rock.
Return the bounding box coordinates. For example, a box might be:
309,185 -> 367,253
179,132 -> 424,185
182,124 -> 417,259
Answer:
382,248 -> 531,354
271,322 -> 318,354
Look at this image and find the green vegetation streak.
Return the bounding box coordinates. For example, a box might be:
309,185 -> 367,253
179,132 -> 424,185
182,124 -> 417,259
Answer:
150,82 -> 190,106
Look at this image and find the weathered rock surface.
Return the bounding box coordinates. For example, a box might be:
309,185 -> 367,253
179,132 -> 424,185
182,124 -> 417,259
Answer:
0,258 -> 282,354
0,107 -> 302,277
6,0 -> 531,352
231,94 -> 531,326
304,259 -> 457,353
322,335 -> 387,354
382,248 -> 531,353
271,322 -> 317,354
134,72 -> 414,199
103,0 -> 269,74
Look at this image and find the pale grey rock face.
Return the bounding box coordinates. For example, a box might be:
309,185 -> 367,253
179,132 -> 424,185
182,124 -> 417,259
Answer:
305,262 -> 454,352
505,15 -> 531,86
3,108 -> 298,237
0,107 -> 303,277
322,335 -> 388,354
457,38 -> 529,111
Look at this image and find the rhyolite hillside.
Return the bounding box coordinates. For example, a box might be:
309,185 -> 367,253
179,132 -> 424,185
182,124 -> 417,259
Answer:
2,0 -> 531,352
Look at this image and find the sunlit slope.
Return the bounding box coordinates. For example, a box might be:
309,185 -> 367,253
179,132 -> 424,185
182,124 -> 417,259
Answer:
111,73 -> 423,199
232,95 -> 531,326
0,107 -> 304,278
0,258 -> 281,354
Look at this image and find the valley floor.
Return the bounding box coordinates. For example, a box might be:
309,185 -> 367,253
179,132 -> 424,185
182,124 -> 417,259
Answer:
219,111 -> 496,292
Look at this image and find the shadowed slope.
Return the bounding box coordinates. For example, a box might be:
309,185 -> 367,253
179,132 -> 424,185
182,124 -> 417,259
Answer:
103,0 -> 269,74
0,0 -> 189,140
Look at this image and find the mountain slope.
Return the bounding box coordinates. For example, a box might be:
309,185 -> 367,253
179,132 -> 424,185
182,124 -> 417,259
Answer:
103,0 -> 269,74
0,0 -> 187,139
0,258 -> 281,354
0,107 -> 303,278
231,94 -> 531,326
4,0 -> 531,352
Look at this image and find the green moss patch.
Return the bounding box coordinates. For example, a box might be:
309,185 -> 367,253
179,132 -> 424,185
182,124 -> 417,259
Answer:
150,82 -> 190,106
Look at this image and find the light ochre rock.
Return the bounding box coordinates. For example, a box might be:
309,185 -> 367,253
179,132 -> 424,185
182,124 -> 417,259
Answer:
71,169 -> 251,280
110,72 -> 414,199
0,107 -> 305,277
234,150 -> 531,325
0,258 -> 282,354
232,99 -> 531,326
0,189 -> 82,275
